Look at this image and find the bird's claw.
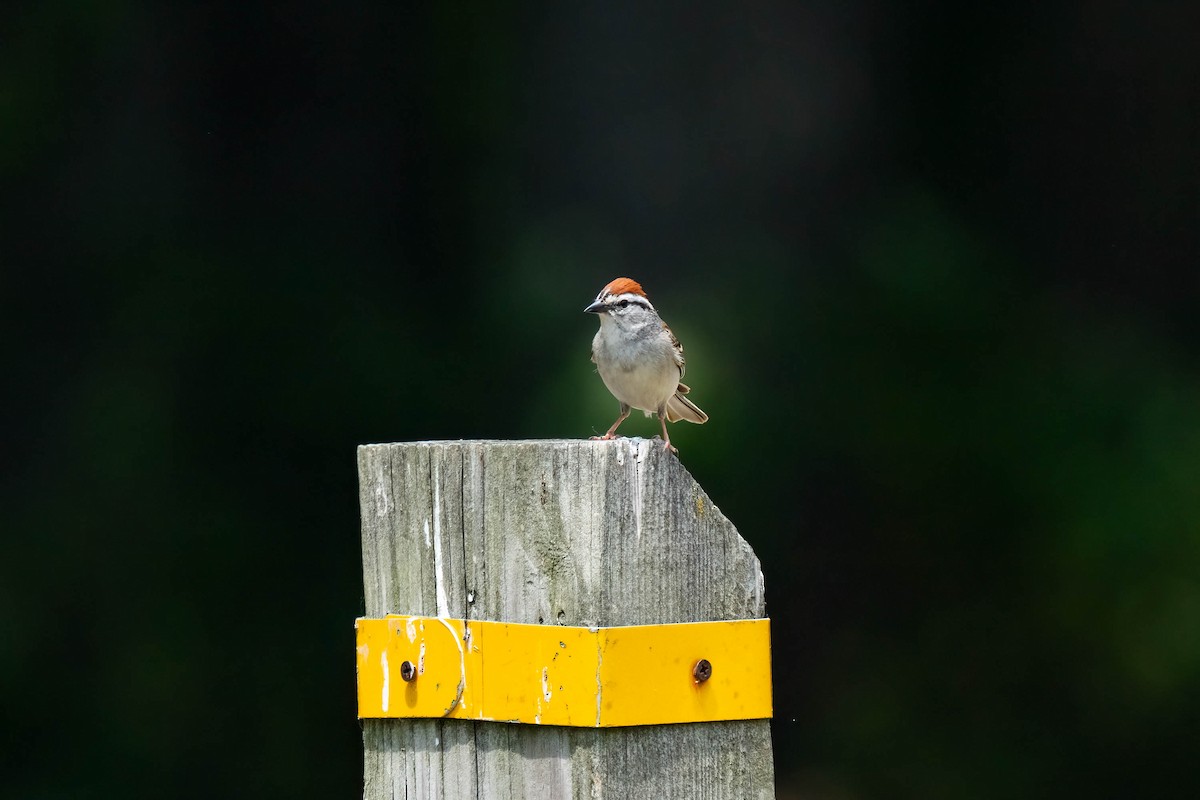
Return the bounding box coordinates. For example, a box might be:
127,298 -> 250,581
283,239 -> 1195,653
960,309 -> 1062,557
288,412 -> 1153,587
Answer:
651,435 -> 678,454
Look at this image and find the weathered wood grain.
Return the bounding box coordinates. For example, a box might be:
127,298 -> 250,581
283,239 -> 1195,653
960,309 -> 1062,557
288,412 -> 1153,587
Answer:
359,439 -> 774,799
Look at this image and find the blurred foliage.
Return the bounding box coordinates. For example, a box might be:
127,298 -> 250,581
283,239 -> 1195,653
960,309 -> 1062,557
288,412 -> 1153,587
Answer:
2,2 -> 1197,799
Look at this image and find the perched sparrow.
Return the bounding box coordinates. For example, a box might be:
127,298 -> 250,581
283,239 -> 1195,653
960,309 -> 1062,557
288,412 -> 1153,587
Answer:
584,277 -> 708,452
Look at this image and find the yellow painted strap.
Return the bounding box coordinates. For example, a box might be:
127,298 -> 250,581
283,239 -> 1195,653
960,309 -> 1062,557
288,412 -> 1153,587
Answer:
355,615 -> 772,727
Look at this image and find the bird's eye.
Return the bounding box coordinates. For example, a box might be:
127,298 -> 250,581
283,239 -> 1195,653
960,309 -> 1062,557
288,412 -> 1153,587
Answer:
618,300 -> 629,308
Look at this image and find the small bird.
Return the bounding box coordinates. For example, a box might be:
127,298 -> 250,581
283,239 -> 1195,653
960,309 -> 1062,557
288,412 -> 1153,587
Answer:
584,277 -> 708,452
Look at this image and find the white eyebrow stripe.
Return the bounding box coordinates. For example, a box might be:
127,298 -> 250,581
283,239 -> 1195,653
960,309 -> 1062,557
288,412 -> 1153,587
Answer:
610,292 -> 655,311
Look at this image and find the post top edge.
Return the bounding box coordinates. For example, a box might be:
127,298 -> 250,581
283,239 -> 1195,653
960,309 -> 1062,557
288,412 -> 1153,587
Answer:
358,438 -> 665,449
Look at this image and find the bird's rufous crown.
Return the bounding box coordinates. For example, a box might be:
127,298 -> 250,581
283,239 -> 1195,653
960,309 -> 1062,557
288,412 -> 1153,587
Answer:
603,277 -> 646,297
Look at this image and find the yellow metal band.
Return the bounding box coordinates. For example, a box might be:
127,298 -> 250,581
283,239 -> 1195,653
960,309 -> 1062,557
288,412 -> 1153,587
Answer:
355,615 -> 772,727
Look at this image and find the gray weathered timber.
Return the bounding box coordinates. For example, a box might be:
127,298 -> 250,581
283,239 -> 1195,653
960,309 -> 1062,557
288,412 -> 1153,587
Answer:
358,439 -> 774,800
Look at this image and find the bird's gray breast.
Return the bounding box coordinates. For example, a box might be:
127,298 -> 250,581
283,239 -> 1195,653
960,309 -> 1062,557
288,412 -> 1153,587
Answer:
593,320 -> 672,373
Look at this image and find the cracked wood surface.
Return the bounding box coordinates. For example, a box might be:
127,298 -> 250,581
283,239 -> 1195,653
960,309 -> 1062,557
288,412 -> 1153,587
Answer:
358,439 -> 774,799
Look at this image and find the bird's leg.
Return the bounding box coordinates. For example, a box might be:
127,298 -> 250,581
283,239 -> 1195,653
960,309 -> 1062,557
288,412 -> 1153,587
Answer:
658,412 -> 677,453
592,403 -> 631,440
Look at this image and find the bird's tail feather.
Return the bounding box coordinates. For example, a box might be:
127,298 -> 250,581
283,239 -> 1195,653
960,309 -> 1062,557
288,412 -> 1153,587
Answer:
664,388 -> 708,424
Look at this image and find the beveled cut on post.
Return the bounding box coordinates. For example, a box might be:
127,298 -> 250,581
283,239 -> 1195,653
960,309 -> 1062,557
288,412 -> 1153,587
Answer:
357,439 -> 774,800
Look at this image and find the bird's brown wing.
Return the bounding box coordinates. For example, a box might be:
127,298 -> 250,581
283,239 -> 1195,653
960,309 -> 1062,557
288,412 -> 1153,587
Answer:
664,322 -> 686,377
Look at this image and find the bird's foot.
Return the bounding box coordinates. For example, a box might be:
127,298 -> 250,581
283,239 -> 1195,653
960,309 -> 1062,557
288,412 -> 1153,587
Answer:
652,435 -> 678,454
590,433 -> 619,441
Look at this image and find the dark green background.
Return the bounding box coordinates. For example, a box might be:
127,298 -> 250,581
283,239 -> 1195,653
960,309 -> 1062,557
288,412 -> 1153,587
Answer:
3,3 -> 1197,797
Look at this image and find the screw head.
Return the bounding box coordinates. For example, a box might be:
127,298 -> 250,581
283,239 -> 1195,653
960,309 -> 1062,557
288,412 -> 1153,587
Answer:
693,658 -> 712,683
400,660 -> 417,682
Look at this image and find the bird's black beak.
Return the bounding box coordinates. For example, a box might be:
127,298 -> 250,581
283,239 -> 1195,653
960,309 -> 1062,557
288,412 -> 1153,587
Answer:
584,300 -> 605,314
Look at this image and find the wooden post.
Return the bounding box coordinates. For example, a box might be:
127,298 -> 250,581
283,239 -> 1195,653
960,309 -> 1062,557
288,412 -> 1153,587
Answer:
357,439 -> 775,799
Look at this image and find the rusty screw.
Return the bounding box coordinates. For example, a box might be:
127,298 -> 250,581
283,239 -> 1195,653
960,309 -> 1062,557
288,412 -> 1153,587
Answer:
400,660 -> 417,682
693,658 -> 712,683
